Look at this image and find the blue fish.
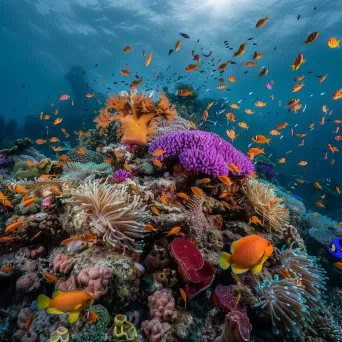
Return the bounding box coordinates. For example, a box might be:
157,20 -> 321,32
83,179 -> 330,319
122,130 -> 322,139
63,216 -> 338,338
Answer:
291,194 -> 303,201
328,238 -> 342,259
19,83 -> 25,88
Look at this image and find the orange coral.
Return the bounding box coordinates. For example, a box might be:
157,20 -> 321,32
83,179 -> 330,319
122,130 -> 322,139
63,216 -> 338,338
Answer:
99,91 -> 176,145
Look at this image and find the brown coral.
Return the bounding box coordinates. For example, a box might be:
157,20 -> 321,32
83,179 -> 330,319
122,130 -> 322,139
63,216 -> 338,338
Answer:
144,238 -> 170,271
99,91 -> 176,145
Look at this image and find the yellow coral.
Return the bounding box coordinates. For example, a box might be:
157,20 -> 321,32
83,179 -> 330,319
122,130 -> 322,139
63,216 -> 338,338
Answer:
96,91 -> 177,145
113,314 -> 138,341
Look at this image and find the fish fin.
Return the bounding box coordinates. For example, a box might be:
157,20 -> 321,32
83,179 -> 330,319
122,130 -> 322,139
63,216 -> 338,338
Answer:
290,64 -> 295,71
218,252 -> 231,270
231,264 -> 249,274
52,290 -> 63,299
37,294 -> 50,310
230,240 -> 239,253
74,304 -> 82,311
69,311 -> 80,324
47,308 -> 64,315
250,262 -> 264,275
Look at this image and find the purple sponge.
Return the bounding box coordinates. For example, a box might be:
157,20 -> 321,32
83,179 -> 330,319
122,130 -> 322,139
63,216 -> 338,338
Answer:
149,130 -> 254,177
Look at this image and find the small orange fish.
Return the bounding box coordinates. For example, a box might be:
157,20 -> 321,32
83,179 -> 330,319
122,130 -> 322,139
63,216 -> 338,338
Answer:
44,273 -> 58,282
278,158 -> 286,164
315,201 -> 325,208
226,112 -> 236,122
180,288 -> 187,310
249,216 -> 262,226
218,175 -> 232,186
275,122 -> 288,129
327,37 -> 341,48
233,42 -> 247,57
198,178 -> 211,184
36,139 -> 46,145
314,182 -> 322,190
332,89 -> 342,100
245,109 -> 254,115
31,231 -> 41,241
230,103 -> 240,110
51,146 -> 62,152
318,74 -> 328,83
292,83 -> 304,92
334,262 -> 342,270
175,39 -> 182,51
269,130 -> 280,136
304,32 -> 319,44
294,75 -> 305,82
246,61 -> 257,67
25,312 -> 35,331
228,164 -> 240,173
76,148 -> 86,155
130,79 -> 143,89
145,52 -> 152,66
44,115 -> 50,120
217,84 -> 228,89
247,148 -> 265,156
253,51 -> 264,60
83,310 -> 99,324
218,60 -> 231,71
0,236 -> 14,242
228,76 -> 236,83
61,235 -> 81,246
120,70 -> 132,76
8,184 -> 28,194
39,174 -> 56,179
336,187 -> 341,195
328,144 -> 339,153
177,89 -> 193,96
49,137 -> 60,143
298,161 -> 307,166
166,226 -> 182,236
177,192 -> 189,201
238,122 -> 248,129
259,68 -> 268,77
252,135 -> 271,144
1,265 -> 16,273
290,54 -> 305,71
286,98 -> 300,107
185,63 -> 200,72
202,110 -> 209,120
23,196 -> 38,207
5,219 -> 26,233
191,186 -> 205,198
144,224 -> 158,232
53,118 -> 63,126
150,207 -> 161,216
123,45 -> 131,53
254,101 -> 266,107
256,15 -> 269,28
153,160 -> 163,168
226,129 -> 236,142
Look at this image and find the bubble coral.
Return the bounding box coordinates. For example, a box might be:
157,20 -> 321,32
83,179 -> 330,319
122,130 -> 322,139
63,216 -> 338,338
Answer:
77,266 -> 112,300
13,307 -> 39,342
65,179 -> 149,253
149,130 -> 254,177
53,254 -> 75,274
147,290 -> 177,323
99,91 -> 177,145
170,237 -> 215,299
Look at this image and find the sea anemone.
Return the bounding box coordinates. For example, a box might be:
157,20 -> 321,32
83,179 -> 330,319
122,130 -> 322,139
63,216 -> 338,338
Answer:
243,179 -> 289,231
65,179 -> 149,253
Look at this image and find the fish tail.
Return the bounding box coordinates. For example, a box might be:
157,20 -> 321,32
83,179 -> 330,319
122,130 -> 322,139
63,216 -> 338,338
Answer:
267,138 -> 272,145
37,294 -> 50,310
219,252 -> 231,270
290,64 -> 295,71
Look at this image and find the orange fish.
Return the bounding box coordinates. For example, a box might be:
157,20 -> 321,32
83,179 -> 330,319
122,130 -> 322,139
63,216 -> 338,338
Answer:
252,135 -> 271,144
314,182 -> 322,190
218,175 -> 232,186
230,103 -> 240,110
335,136 -> 342,141
315,201 -> 325,208
49,137 -> 60,143
31,231 -> 41,241
218,61 -> 231,71
153,160 -> 163,168
25,312 -> 35,331
226,113 -> 236,122
166,226 -> 182,236
217,84 -> 228,89
336,187 -> 341,195
219,235 -> 273,274
1,265 -> 16,273
328,144 -> 339,153
61,235 -> 81,245
246,61 -> 257,67
130,79 -> 143,89
0,236 -> 14,242
228,76 -> 236,83
245,109 -> 254,115
286,99 -> 300,107
191,186 -> 205,198
333,89 -> 342,100
145,52 -> 152,66
61,128 -> 70,137
259,68 -> 268,77
44,273 -> 58,282
249,216 -> 262,226
275,122 -> 288,129
278,158 -> 286,164
175,39 -> 182,51
298,161 -> 307,166
254,101 -> 266,107
83,310 -> 99,324
247,148 -> 265,156
198,178 -> 211,184
120,70 -> 131,76
290,54 -> 305,71
44,115 -> 50,120
123,45 -> 131,53
39,174 -> 56,179
179,288 -> 187,310
304,32 -> 319,44
334,262 -> 342,270
253,51 -> 264,60
5,219 -> 26,233
152,149 -> 166,157
228,164 -> 240,173
202,110 -> 209,120
256,15 -> 269,28
292,83 -> 304,92
177,193 -> 189,201
8,184 -> 28,194
76,148 -> 86,155
144,224 -> 158,232
233,42 -> 247,57
177,89 -> 193,96
294,75 -> 305,82
51,146 -> 62,152
150,207 -> 161,216
269,130 -> 280,136
37,290 -> 94,323
23,196 -> 38,207
185,63 -> 200,72
53,118 -> 63,126
36,139 -> 46,145
327,37 -> 341,48
318,74 -> 328,83
238,122 -> 248,129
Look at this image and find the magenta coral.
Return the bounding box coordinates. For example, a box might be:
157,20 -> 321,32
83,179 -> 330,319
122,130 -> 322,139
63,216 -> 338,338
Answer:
77,267 -> 111,300
141,319 -> 172,342
170,238 -> 215,299
149,130 -> 254,177
148,291 -> 177,322
53,254 -> 75,274
213,285 -> 247,315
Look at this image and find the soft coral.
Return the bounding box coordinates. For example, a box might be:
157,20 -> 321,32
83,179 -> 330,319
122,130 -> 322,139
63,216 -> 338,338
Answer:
101,91 -> 176,145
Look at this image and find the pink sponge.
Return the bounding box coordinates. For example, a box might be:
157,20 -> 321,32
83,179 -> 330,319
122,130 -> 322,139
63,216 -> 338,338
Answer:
77,267 -> 111,300
148,291 -> 177,323
53,254 -> 75,274
141,319 -> 172,342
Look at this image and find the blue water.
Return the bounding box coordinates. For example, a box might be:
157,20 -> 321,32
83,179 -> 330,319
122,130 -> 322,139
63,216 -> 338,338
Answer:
1,0 -> 342,207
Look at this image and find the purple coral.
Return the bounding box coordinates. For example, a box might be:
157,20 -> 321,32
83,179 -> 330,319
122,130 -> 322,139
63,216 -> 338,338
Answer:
0,153 -> 12,166
112,169 -> 132,183
257,164 -> 276,182
149,130 -> 254,177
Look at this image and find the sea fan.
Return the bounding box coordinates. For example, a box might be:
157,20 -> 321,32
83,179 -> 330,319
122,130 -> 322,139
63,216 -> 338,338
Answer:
65,179 -> 149,253
243,179 -> 289,231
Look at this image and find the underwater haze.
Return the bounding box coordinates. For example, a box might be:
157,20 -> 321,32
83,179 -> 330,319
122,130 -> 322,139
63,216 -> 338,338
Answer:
1,0 -> 342,341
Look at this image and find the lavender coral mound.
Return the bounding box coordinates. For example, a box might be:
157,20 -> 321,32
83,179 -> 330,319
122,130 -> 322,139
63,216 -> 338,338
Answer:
112,169 -> 132,183
149,130 -> 254,177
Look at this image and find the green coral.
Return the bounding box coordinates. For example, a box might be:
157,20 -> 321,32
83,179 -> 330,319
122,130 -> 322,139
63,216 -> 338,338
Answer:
113,314 -> 137,341
71,305 -> 110,342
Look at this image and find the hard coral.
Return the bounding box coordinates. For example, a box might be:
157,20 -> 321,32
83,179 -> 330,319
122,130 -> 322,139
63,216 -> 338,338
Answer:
53,254 -> 75,274
149,130 -> 254,177
144,238 -> 170,271
101,91 -> 177,145
65,179 -> 149,253
170,238 -> 215,299
13,307 -> 38,342
148,290 -> 177,322
77,266 -> 111,300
